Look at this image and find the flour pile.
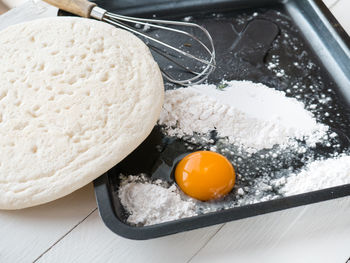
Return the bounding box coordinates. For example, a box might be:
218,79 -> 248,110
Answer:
118,80 -> 346,226
159,80 -> 328,153
280,155 -> 350,196
118,175 -> 197,225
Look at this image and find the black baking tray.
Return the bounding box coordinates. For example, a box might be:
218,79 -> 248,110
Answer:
92,0 -> 350,239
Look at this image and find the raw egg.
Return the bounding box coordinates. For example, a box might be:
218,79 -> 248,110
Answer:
175,151 -> 235,201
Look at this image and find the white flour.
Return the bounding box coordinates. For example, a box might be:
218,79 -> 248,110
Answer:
118,80 -> 345,226
280,155 -> 350,196
118,175 -> 197,225
159,80 -> 328,153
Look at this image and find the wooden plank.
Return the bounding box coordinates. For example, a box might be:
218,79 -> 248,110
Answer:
322,0 -> 339,8
330,0 -> 350,34
0,184 -> 96,263
36,210 -> 224,263
189,196 -> 350,263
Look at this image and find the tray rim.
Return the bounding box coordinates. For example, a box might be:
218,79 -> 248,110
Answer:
93,0 -> 350,240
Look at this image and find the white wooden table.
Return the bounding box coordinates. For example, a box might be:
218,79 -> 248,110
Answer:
1,1 -> 350,262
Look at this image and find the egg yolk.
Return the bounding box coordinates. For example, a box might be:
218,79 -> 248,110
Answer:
175,151 -> 235,201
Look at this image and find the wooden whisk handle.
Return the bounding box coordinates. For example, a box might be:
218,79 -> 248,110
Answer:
43,0 -> 96,18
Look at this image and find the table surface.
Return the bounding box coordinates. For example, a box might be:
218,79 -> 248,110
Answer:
0,0 -> 350,262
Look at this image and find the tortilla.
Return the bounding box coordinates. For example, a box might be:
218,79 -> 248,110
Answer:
0,17 -> 164,209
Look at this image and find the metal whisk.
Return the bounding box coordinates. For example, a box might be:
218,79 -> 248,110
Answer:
44,0 -> 216,85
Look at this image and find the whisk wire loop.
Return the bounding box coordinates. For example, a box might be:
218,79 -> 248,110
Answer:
103,18 -> 207,84
90,6 -> 216,85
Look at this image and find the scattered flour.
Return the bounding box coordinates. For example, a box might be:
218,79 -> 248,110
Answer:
118,80 -> 347,226
280,155 -> 350,196
159,80 -> 328,153
183,16 -> 193,22
118,175 -> 197,226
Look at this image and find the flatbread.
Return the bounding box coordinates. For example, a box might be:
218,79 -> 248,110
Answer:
0,17 -> 164,209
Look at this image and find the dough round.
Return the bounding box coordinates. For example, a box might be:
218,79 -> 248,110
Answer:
0,17 -> 164,209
